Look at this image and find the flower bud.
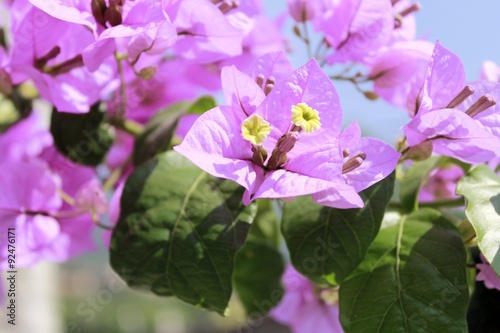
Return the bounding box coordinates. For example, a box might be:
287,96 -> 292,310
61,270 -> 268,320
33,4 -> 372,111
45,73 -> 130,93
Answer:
407,140 -> 433,161
138,66 -> 157,81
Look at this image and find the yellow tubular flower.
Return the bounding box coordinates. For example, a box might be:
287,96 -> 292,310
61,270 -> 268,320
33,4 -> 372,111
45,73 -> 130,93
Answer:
291,102 -> 321,133
241,114 -> 272,145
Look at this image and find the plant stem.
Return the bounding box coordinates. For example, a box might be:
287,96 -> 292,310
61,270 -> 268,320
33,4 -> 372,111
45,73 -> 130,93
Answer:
302,21 -> 312,59
107,117 -> 144,137
115,52 -> 127,118
388,197 -> 465,210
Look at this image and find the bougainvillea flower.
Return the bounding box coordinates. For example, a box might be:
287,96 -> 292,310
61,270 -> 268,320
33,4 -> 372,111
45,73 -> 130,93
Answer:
220,14 -> 287,74
40,147 -> 104,260
249,51 -> 294,84
476,254 -> 500,290
271,266 -> 344,333
164,0 -> 244,64
9,0 -> 116,113
403,41 -> 500,163
369,40 -> 434,116
287,0 -> 318,22
0,160 -> 63,268
175,58 -> 399,208
0,149 -> 103,268
314,0 -> 394,64
419,164 -> 464,202
108,58 -> 215,123
221,51 -> 293,118
83,0 -> 177,72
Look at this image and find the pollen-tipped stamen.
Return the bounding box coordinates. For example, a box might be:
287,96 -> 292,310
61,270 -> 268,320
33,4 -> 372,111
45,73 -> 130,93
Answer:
342,148 -> 350,158
465,95 -> 496,118
342,152 -> 366,174
291,102 -> 321,133
241,114 -> 272,146
446,85 -> 475,108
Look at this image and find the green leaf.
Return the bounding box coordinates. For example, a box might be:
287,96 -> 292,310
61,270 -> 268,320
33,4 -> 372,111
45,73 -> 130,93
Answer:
233,200 -> 284,316
281,172 -> 395,286
340,208 -> 469,333
50,104 -> 113,166
456,164 -> 500,276
110,151 -> 257,315
233,239 -> 284,317
247,200 -> 280,246
186,95 -> 217,115
399,156 -> 440,212
132,101 -> 189,166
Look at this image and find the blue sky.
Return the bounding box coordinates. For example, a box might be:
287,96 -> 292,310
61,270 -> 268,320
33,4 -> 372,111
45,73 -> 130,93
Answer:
263,0 -> 500,143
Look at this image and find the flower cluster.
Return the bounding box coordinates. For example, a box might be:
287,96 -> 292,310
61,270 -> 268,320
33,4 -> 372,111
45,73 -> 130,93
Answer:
0,0 -> 285,269
175,54 -> 400,208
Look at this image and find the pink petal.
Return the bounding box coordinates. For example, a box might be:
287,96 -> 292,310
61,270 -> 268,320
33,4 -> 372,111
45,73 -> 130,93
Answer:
82,39 -> 116,73
405,108 -> 500,163
174,106 -> 260,194
338,122 -> 361,149
166,0 -> 243,63
312,184 -> 364,209
480,60 -> 500,82
370,40 -> 433,115
454,80 -> 500,138
256,59 -> 343,155
0,111 -> 53,161
477,254 -> 500,290
250,169 -> 334,203
286,143 -> 343,180
9,214 -> 60,268
28,0 -> 95,29
325,0 -> 393,64
221,65 -> 265,117
0,160 -> 62,213
250,144 -> 344,202
313,0 -> 361,49
45,214 -> 96,262
342,137 -> 401,192
419,41 -> 466,114
419,165 -> 464,202
250,51 -> 294,83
